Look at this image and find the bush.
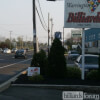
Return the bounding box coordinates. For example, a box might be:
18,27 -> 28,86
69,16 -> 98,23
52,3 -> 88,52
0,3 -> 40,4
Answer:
67,67 -> 81,79
86,70 -> 100,80
31,50 -> 48,76
98,54 -> 100,72
48,38 -> 67,78
28,75 -> 44,82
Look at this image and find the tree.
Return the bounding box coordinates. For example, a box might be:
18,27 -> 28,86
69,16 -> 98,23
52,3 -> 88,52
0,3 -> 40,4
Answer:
5,39 -> 10,45
17,36 -> 23,49
0,42 -> 9,48
5,38 -> 14,49
65,38 -> 73,50
31,50 -> 48,76
48,38 -> 67,78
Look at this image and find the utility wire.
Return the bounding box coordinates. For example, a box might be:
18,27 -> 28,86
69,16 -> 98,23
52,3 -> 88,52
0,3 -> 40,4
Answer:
36,6 -> 48,32
37,0 -> 48,29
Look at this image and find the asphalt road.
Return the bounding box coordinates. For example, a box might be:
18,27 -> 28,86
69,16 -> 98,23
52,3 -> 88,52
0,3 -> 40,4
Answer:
0,87 -> 62,100
0,52 -> 33,84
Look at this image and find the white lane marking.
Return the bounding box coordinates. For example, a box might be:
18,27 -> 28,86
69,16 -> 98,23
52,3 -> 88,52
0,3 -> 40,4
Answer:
0,59 -> 4,60
0,58 -> 32,69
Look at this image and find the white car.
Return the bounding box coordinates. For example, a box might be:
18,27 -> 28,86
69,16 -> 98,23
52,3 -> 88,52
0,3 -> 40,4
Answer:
75,54 -> 99,72
3,49 -> 11,53
67,50 -> 80,60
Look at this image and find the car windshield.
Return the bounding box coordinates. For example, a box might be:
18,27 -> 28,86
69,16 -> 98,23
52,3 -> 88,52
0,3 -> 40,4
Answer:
85,56 -> 98,64
16,50 -> 24,53
12,48 -> 16,50
71,51 -> 78,54
79,56 -> 98,64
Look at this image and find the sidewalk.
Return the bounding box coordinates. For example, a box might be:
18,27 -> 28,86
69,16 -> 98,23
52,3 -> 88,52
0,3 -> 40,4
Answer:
0,86 -> 62,100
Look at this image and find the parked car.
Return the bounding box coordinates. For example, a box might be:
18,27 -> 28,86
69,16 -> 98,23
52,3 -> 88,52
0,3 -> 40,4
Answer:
11,48 -> 18,53
67,50 -> 80,60
75,54 -> 99,72
15,49 -> 27,59
3,49 -> 11,53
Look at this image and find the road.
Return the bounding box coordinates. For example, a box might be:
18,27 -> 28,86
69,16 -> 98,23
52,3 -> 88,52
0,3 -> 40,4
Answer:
0,52 -> 33,84
0,52 -> 75,84
0,87 -> 62,100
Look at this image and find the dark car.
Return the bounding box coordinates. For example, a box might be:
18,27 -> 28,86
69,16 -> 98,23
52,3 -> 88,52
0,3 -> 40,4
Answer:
15,49 -> 27,59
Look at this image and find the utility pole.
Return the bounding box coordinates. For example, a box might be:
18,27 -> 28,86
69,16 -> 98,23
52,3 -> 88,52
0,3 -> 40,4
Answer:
33,0 -> 37,54
48,13 -> 50,54
63,27 -> 64,46
9,31 -> 12,50
21,36 -> 23,49
50,18 -> 53,44
26,36 -> 27,48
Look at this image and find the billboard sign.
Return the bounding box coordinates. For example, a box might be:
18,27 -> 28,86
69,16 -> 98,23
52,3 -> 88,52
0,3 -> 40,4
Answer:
64,0 -> 100,28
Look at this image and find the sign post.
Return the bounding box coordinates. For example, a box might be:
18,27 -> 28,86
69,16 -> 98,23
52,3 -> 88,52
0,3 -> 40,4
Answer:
82,28 -> 85,80
64,0 -> 100,80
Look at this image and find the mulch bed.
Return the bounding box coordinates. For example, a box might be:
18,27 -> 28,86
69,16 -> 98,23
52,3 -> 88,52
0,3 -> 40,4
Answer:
13,74 -> 100,86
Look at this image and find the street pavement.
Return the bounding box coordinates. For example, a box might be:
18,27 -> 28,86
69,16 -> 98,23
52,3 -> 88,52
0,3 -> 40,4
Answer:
0,86 -> 62,100
0,52 -> 33,84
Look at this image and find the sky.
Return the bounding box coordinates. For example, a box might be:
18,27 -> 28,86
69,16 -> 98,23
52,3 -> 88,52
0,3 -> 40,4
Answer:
0,0 -> 73,43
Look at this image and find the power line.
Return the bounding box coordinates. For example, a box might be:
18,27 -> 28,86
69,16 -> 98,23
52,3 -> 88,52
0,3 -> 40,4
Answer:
37,0 -> 48,29
36,6 -> 48,32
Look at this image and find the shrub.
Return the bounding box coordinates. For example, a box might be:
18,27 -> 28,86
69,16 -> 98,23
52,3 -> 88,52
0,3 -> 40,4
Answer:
31,49 -> 48,76
67,67 -> 81,79
98,54 -> 100,72
48,38 -> 67,78
86,70 -> 100,80
28,75 -> 44,82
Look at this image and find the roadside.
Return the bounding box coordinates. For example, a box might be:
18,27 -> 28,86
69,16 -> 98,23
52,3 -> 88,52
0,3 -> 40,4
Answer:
0,85 -> 100,100
0,86 -> 62,100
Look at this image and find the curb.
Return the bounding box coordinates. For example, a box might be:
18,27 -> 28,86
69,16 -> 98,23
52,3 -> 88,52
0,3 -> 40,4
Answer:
0,70 -> 27,92
11,84 -> 100,93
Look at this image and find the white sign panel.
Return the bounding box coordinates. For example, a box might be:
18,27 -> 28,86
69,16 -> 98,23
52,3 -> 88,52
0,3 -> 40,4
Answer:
72,30 -> 82,38
27,67 -> 40,76
64,0 -> 100,28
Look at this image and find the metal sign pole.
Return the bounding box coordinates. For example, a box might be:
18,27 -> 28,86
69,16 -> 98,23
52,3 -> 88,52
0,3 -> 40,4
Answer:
82,28 -> 85,80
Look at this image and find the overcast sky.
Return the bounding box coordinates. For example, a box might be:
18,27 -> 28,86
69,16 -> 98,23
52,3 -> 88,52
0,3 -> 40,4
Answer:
0,0 -> 72,43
